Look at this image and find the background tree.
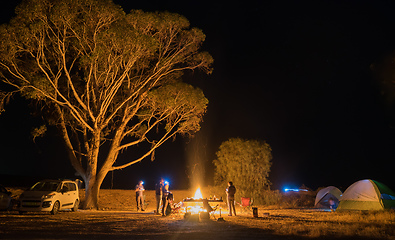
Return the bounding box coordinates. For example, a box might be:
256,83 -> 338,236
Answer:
0,0 -> 213,209
213,138 -> 272,204
370,52 -> 395,127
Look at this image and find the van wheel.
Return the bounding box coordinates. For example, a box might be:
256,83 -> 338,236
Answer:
51,201 -> 60,215
72,199 -> 79,212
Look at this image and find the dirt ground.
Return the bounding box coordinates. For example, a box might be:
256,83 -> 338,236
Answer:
1,189 -> 395,240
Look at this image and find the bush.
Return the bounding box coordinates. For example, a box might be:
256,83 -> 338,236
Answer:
258,190 -> 282,206
200,186 -> 317,209
204,186 -> 282,206
278,191 -> 316,208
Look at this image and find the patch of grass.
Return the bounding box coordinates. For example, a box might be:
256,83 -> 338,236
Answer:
232,208 -> 395,238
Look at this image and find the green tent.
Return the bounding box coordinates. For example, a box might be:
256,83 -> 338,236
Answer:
337,179 -> 395,210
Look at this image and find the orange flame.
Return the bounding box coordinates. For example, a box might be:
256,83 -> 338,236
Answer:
194,187 -> 203,199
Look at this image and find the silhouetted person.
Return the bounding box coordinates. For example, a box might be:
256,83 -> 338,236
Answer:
155,178 -> 164,214
162,183 -> 171,216
226,181 -> 236,216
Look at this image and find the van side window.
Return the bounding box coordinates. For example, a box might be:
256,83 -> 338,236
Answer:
68,183 -> 76,191
62,184 -> 69,192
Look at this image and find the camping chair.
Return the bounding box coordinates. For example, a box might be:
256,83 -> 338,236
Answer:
237,197 -> 253,213
171,201 -> 184,214
202,199 -> 220,219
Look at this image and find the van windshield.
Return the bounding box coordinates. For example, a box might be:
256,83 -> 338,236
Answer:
30,181 -> 60,191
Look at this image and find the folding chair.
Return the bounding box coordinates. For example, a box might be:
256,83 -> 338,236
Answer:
202,199 -> 219,219
238,197 -> 253,213
171,201 -> 184,214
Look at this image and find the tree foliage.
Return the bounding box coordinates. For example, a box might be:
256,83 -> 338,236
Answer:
370,53 -> 395,127
213,138 -> 272,202
0,0 -> 213,209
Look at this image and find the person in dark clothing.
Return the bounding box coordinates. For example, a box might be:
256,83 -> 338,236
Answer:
226,181 -> 236,216
161,182 -> 171,216
155,178 -> 164,214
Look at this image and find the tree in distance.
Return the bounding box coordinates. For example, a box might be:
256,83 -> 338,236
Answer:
213,138 -> 272,203
370,53 -> 395,127
0,0 -> 213,209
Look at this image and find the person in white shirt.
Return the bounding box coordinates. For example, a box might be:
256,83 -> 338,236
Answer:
135,181 -> 145,211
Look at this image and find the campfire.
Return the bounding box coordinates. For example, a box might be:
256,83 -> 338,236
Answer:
194,187 -> 203,199
182,187 -> 223,220
183,187 -> 205,214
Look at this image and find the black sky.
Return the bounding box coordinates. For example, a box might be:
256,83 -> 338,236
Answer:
1,0 -> 395,191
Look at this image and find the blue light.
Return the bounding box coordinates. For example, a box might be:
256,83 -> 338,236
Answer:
164,181 -> 169,185
284,188 -> 299,192
284,188 -> 307,192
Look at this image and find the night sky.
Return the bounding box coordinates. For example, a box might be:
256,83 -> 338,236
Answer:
1,0 -> 395,192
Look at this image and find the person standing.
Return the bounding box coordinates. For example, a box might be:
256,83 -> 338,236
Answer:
226,181 -> 236,216
161,182 -> 171,216
155,178 -> 164,214
135,181 -> 145,211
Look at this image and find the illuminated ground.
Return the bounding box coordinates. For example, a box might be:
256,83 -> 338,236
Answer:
1,189 -> 394,239
1,208 -> 394,240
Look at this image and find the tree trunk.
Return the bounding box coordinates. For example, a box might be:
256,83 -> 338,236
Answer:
83,176 -> 100,209
83,166 -> 112,209
82,130 -> 103,209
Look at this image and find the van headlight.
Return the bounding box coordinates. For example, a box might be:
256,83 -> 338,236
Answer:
42,193 -> 55,199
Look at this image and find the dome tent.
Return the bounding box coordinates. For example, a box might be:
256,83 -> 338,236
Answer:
337,179 -> 395,211
314,186 -> 342,209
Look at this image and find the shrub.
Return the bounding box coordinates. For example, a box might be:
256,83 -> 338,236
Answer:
279,191 -> 316,208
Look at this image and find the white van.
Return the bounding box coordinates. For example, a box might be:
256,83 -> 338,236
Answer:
19,179 -> 80,215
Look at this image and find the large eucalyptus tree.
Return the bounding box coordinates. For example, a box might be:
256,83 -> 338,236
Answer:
0,0 -> 213,209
